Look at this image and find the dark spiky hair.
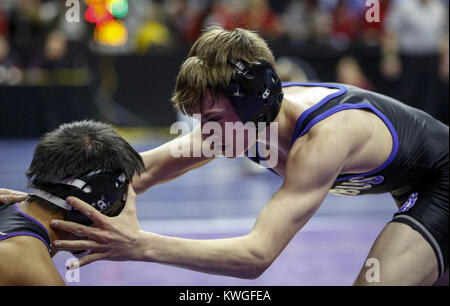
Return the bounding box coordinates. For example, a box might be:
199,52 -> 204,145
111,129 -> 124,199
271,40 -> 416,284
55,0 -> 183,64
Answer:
26,120 -> 144,192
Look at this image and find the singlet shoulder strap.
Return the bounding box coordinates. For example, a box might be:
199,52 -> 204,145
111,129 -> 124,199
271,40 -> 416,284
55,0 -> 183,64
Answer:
0,203 -> 52,254
282,82 -> 348,146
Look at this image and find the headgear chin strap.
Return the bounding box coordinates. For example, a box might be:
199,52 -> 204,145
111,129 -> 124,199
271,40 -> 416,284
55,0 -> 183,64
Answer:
33,170 -> 128,226
228,60 -> 283,125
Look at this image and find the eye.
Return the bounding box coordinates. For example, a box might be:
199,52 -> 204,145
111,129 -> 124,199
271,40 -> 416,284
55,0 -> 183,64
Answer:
209,117 -> 221,122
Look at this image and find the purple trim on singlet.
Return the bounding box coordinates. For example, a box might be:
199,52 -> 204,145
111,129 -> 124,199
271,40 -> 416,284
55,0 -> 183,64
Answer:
245,142 -> 280,176
13,203 -> 51,253
290,102 -> 399,182
0,231 -> 51,253
282,82 -> 348,147
14,203 -> 50,239
245,82 -> 347,175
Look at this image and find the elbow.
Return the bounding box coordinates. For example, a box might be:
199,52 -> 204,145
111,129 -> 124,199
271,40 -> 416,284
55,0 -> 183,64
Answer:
242,266 -> 268,280
132,178 -> 148,195
239,251 -> 274,280
241,261 -> 271,280
133,169 -> 156,194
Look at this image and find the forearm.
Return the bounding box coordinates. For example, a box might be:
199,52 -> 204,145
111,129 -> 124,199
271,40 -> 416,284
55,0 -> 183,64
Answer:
134,147 -> 211,193
134,231 -> 268,279
133,128 -> 213,194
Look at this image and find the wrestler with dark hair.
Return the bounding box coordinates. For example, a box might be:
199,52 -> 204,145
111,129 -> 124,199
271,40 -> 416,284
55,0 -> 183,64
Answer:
0,120 -> 144,285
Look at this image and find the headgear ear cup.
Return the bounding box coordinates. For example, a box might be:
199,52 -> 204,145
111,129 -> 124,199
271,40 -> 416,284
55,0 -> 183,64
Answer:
33,170 -> 129,226
228,60 -> 283,125
229,59 -> 253,78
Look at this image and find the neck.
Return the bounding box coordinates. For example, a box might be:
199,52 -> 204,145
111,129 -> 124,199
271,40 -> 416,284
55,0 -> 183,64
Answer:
258,92 -> 304,152
18,200 -> 65,257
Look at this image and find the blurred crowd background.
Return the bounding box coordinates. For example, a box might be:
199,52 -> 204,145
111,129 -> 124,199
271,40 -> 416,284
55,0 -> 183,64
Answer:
0,0 -> 448,137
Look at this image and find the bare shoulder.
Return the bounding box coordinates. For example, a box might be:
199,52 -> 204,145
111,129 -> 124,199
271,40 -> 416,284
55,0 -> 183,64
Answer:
311,107 -> 374,139
284,109 -> 374,184
288,108 -> 366,160
286,107 -> 388,187
0,236 -> 65,286
299,108 -> 375,159
283,85 -> 340,108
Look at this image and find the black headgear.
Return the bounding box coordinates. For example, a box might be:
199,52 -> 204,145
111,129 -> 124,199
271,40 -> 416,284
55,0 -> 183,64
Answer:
33,170 -> 128,226
227,60 -> 283,125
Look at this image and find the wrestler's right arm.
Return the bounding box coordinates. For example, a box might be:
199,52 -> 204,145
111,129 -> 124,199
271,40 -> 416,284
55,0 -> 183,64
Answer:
0,125 -> 212,200
133,124 -> 214,194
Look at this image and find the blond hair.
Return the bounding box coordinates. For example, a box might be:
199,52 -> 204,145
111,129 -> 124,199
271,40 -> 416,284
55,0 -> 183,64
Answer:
171,26 -> 275,116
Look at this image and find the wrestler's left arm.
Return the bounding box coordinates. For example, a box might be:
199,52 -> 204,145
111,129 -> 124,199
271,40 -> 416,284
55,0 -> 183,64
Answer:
50,123 -> 357,279
134,130 -> 352,279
